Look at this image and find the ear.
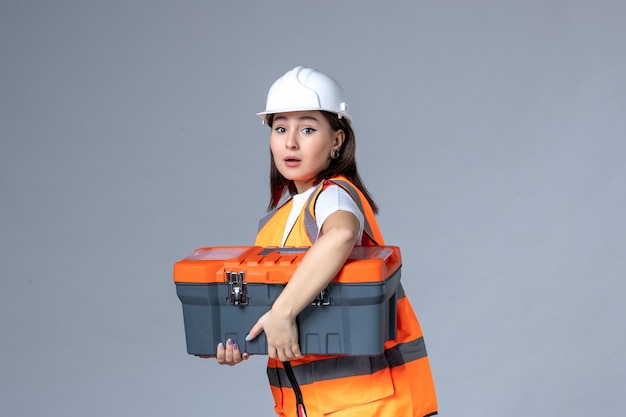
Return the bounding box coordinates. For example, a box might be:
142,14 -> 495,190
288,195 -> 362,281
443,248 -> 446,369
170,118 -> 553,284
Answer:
333,129 -> 345,149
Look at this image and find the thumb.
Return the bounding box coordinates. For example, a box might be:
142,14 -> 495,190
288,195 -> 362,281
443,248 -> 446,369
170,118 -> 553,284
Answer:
246,319 -> 265,342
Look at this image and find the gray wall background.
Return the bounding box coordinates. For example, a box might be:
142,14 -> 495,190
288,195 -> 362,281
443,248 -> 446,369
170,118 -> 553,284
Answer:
1,1 -> 624,416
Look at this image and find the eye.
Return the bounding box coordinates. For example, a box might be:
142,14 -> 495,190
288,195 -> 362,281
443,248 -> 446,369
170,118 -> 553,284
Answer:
274,126 -> 286,133
302,127 -> 316,134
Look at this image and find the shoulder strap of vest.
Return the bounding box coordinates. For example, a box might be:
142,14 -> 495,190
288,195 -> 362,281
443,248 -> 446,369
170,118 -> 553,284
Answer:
328,178 -> 382,245
302,177 -> 384,245
258,190 -> 293,233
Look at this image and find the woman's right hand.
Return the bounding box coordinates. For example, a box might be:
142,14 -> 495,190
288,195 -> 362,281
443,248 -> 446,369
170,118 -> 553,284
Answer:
214,338 -> 249,366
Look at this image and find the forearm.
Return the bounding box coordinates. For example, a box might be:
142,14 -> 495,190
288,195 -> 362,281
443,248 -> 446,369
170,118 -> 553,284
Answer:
272,217 -> 359,319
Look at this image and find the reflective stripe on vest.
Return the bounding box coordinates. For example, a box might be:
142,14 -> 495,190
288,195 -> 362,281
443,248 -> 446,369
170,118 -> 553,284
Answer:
267,337 -> 427,388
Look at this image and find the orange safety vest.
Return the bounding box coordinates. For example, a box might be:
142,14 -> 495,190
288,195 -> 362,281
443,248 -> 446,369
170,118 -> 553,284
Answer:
255,176 -> 438,417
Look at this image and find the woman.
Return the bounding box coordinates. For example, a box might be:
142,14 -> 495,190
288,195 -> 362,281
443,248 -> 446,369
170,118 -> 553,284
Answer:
217,66 -> 437,417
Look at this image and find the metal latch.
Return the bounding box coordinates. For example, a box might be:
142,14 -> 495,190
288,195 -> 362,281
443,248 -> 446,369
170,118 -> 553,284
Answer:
226,271 -> 248,306
311,286 -> 331,306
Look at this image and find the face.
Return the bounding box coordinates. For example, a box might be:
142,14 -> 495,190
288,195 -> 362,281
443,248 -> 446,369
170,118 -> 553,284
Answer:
270,111 -> 344,193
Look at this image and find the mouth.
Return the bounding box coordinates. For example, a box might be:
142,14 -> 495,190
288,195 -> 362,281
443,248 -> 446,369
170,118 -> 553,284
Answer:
283,156 -> 301,167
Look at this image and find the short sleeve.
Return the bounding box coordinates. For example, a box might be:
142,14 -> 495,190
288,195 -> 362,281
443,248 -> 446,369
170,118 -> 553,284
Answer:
314,184 -> 364,241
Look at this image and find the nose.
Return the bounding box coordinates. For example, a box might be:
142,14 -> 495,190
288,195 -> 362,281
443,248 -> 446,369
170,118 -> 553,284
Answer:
285,130 -> 298,149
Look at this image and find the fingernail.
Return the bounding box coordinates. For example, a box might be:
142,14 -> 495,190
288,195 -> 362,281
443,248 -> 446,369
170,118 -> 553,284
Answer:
245,334 -> 250,342
233,343 -> 239,351
218,342 -> 224,349
226,338 -> 233,346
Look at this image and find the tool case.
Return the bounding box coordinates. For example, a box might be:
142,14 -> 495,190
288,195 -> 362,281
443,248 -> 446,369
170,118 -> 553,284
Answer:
174,245 -> 402,356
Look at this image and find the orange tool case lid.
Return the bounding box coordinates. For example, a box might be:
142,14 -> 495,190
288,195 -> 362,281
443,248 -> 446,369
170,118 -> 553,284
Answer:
173,246 -> 402,285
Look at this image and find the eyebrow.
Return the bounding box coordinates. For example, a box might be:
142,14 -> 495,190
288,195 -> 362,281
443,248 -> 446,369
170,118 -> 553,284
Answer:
273,115 -> 320,123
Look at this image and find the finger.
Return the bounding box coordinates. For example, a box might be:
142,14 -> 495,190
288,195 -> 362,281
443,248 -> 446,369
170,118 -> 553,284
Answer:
223,339 -> 236,364
268,346 -> 278,360
282,347 -> 300,361
216,342 -> 226,364
278,347 -> 293,362
246,320 -> 264,342
225,339 -> 246,365
231,342 -> 249,361
232,342 -> 247,363
291,344 -> 303,359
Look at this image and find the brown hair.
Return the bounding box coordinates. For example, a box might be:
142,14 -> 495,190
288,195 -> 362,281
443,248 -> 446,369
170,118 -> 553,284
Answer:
265,111 -> 379,214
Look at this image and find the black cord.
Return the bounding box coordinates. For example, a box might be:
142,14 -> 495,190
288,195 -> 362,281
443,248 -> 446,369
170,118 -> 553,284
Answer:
283,361 -> 307,417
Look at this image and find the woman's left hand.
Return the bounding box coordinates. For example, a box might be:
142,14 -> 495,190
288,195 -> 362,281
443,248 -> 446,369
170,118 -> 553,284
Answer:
247,309 -> 302,362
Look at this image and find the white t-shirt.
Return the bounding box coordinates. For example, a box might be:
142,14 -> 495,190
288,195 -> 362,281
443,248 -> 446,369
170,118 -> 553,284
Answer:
281,185 -> 365,247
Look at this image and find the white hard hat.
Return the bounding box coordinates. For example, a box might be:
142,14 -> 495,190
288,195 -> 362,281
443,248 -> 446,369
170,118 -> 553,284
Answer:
257,66 -> 351,123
